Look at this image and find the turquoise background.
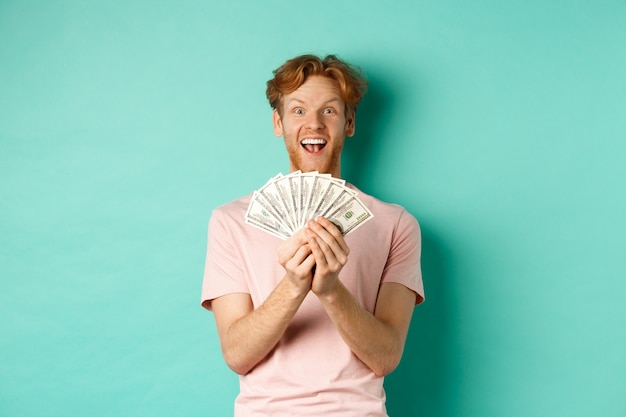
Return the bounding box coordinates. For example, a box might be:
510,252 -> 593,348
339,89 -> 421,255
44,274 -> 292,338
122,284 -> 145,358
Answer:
1,1 -> 625,416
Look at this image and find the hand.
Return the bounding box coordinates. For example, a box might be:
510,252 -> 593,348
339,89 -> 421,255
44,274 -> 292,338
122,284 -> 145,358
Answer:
277,228 -> 316,293
304,216 -> 350,295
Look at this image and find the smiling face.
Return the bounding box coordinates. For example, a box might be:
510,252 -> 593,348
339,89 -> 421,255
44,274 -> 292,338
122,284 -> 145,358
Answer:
272,75 -> 355,178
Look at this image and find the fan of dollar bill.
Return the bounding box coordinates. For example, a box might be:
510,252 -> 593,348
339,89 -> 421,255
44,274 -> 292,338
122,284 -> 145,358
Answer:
245,171 -> 374,240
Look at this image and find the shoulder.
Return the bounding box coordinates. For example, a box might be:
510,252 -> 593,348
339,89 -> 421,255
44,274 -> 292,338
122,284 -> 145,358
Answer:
347,184 -> 419,230
210,194 -> 252,221
206,194 -> 253,238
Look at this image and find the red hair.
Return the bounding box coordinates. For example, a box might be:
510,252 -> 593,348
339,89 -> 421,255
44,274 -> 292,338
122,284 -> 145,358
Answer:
266,54 -> 368,115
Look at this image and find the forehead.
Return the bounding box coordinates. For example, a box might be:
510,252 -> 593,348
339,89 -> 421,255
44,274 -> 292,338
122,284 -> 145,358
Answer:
283,75 -> 344,106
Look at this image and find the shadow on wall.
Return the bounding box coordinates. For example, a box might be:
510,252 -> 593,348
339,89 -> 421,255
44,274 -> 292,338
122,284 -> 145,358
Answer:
341,69 -> 389,185
385,226 -> 450,417
343,64 -> 449,416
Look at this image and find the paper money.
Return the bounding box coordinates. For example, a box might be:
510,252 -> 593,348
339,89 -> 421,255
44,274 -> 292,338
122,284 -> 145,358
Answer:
245,172 -> 374,239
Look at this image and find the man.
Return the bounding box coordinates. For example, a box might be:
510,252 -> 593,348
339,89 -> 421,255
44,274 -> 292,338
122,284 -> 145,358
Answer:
202,54 -> 424,416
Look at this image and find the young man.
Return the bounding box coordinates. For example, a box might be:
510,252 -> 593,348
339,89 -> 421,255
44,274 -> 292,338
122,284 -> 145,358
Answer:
202,54 -> 424,416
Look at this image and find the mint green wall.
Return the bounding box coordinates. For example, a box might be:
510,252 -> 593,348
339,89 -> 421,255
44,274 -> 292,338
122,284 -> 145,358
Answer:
1,1 -> 624,416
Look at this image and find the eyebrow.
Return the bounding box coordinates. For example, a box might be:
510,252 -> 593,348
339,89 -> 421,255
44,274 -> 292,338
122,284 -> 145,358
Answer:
285,97 -> 342,107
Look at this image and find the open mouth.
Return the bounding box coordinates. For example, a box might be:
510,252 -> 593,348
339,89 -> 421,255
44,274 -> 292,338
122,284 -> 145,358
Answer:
301,138 -> 327,153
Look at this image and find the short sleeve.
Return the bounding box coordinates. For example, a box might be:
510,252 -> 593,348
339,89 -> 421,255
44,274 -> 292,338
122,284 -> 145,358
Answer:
381,209 -> 424,305
201,208 -> 250,310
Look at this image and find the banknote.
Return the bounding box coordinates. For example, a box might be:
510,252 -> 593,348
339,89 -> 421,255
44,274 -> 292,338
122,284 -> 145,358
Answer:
245,171 -> 374,239
244,192 -> 292,239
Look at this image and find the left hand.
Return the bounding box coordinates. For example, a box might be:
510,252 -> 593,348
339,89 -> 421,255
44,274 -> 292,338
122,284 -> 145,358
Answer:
304,216 -> 350,295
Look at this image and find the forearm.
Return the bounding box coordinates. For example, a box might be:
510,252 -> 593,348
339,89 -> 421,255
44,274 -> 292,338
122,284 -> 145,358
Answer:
316,282 -> 407,376
216,276 -> 308,375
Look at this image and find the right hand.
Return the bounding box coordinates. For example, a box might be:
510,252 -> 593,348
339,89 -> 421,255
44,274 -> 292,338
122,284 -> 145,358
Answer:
277,229 -> 316,293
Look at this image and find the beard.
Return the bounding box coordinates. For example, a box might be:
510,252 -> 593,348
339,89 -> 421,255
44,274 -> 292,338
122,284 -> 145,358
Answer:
285,140 -> 343,176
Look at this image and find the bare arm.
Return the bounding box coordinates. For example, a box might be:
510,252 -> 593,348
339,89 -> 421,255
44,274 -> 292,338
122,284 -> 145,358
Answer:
211,230 -> 314,375
212,278 -> 307,375
317,281 -> 416,376
305,217 -> 417,376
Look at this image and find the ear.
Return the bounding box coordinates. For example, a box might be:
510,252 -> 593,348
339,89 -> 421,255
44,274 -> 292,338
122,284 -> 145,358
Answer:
272,109 -> 283,137
345,111 -> 355,137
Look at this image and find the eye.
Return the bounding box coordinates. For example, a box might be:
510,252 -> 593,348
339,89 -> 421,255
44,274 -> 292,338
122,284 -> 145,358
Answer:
322,108 -> 336,114
293,108 -> 304,115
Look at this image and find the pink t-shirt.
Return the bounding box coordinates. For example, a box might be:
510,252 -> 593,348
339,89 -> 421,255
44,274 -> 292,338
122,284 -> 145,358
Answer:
202,185 -> 423,417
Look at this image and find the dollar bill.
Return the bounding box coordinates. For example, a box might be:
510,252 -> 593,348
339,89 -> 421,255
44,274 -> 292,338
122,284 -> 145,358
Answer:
245,171 -> 373,239
244,192 -> 291,239
257,175 -> 295,234
325,195 -> 374,236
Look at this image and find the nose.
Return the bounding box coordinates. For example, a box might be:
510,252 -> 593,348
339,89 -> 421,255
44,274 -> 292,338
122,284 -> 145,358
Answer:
305,112 -> 324,130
